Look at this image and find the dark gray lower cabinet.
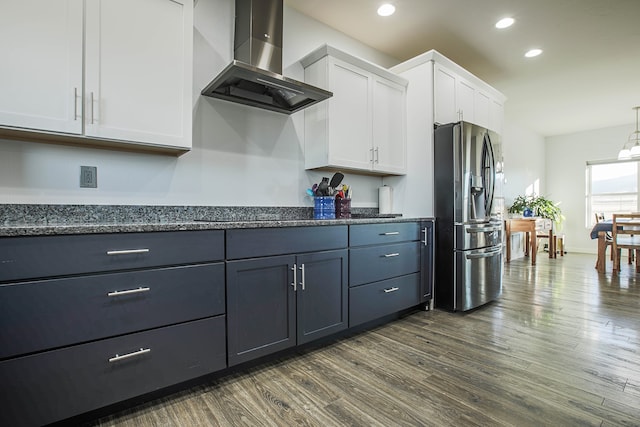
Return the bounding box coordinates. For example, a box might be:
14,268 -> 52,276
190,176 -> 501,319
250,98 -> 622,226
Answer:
0,316 -> 226,427
296,250 -> 349,345
349,222 -> 425,327
227,249 -> 348,366
0,222 -> 431,425
0,230 -> 227,427
349,273 -> 421,326
226,255 -> 296,366
0,263 -> 225,359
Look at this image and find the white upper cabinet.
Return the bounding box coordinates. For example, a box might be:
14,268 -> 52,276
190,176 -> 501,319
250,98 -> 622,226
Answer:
320,57 -> 372,172
433,64 -> 457,125
84,0 -> 192,149
431,56 -> 505,133
0,0 -> 193,152
456,78 -> 475,124
302,45 -> 407,175
489,98 -> 505,134
474,90 -> 491,129
372,76 -> 406,175
0,0 -> 83,135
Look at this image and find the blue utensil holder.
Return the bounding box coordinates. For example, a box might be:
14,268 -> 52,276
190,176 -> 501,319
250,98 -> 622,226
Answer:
314,196 -> 335,219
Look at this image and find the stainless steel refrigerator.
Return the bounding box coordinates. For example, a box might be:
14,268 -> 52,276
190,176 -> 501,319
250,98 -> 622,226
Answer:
434,121 -> 503,311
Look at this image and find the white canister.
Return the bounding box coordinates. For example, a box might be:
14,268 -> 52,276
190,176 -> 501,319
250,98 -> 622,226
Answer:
379,185 -> 393,214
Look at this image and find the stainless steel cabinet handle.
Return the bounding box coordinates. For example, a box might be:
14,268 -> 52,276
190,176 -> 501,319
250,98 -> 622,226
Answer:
374,147 -> 379,163
107,287 -> 150,297
384,253 -> 400,258
90,91 -> 95,124
108,348 -> 150,363
384,287 -> 399,293
299,264 -> 305,290
370,147 -> 374,163
106,248 -> 150,256
291,263 -> 297,291
382,231 -> 400,236
73,87 -> 79,120
422,227 -> 428,245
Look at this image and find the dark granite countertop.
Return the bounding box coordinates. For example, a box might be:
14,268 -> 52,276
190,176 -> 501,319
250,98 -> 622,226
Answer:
0,204 -> 432,237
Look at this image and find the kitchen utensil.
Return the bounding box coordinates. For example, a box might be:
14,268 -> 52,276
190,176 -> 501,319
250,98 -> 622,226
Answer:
329,172 -> 344,189
316,177 -> 329,196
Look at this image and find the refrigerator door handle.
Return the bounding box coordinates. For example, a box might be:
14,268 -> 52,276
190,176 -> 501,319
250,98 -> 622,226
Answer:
466,246 -> 502,259
482,133 -> 496,215
467,226 -> 500,233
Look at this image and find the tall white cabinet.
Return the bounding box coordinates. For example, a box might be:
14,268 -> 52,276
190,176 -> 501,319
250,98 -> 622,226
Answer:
385,50 -> 506,217
433,61 -> 504,133
0,0 -> 193,152
302,45 -> 408,175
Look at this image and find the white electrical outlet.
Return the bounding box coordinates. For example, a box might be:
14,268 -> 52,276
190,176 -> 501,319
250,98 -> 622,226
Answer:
80,166 -> 97,188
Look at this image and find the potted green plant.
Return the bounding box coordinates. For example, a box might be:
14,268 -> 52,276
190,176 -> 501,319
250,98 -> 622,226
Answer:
508,194 -> 533,217
508,194 -> 564,226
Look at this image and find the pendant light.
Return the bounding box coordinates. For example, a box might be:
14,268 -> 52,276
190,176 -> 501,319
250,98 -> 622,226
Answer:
618,106 -> 640,160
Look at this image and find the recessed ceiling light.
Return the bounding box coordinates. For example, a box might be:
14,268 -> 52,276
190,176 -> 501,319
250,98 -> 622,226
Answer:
525,48 -> 543,58
495,17 -> 514,29
377,4 -> 396,17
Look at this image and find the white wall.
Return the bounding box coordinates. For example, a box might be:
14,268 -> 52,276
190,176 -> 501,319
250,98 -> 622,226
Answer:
0,1 -> 401,209
546,123 -> 631,254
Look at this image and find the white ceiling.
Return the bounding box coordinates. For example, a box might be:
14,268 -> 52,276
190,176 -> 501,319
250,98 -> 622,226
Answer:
285,0 -> 640,137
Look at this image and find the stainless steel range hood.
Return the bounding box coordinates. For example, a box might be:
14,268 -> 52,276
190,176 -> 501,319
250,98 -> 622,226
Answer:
201,0 -> 332,114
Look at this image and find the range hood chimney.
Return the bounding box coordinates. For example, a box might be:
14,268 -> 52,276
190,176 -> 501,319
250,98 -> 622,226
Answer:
201,0 -> 332,114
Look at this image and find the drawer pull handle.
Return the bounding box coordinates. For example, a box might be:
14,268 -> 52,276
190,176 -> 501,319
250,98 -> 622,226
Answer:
384,287 -> 399,293
384,253 -> 400,258
382,232 -> 400,236
108,347 -> 150,363
299,263 -> 306,290
106,248 -> 150,256
107,287 -> 150,297
291,263 -> 297,291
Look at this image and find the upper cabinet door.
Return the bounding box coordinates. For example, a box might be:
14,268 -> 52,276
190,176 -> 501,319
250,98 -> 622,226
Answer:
474,90 -> 490,129
433,64 -> 457,125
327,58 -> 373,171
372,77 -> 406,174
0,0 -> 83,134
489,99 -> 504,134
84,0 -> 193,148
456,78 -> 475,123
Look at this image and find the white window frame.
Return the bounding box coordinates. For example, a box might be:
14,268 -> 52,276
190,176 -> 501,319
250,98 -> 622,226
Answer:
585,158 -> 640,226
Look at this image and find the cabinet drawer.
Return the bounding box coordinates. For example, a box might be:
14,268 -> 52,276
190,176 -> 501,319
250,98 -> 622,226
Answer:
0,230 -> 225,282
350,242 -> 420,286
0,316 -> 226,427
349,222 -> 419,246
227,226 -> 347,259
0,263 -> 225,359
349,273 -> 420,327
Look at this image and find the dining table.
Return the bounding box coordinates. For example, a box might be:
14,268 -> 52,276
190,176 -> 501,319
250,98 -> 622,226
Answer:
505,217 -> 554,265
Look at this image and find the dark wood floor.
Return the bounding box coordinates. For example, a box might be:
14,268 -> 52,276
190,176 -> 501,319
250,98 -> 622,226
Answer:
91,253 -> 640,427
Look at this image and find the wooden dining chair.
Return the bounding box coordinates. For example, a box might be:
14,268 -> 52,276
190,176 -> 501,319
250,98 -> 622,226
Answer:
595,212 -> 633,264
612,213 -> 640,274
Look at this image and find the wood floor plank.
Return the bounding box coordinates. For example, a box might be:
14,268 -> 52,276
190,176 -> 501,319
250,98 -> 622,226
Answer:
91,253 -> 640,427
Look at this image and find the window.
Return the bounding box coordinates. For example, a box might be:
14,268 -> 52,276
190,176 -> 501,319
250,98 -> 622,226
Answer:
586,160 -> 639,225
